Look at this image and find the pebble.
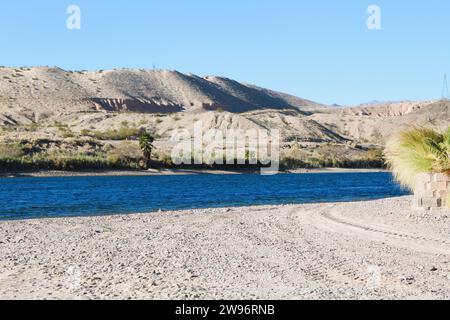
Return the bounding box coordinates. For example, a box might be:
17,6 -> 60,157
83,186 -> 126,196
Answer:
399,276 -> 415,284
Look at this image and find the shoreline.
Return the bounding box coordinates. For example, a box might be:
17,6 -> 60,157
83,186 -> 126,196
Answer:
1,196 -> 450,299
0,167 -> 389,178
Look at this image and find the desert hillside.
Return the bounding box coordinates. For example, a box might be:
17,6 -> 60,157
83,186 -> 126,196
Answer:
0,67 -> 322,117
0,66 -> 448,170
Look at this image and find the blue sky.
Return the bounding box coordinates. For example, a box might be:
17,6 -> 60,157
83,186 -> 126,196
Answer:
0,0 -> 449,105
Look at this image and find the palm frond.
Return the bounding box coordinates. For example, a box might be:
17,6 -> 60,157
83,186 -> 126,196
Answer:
384,126 -> 450,190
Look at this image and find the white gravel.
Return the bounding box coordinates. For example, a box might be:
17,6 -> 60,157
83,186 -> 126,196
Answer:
1,196 -> 450,300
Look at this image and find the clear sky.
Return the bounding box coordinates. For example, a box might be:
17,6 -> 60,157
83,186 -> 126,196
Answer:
1,0 -> 449,105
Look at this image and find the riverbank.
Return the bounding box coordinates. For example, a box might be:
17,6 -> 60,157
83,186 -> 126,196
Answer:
1,196 -> 449,299
0,167 -> 388,178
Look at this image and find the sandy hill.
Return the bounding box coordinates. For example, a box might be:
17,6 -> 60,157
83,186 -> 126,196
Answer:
0,67 -> 324,118
309,100 -> 449,144
0,67 -> 448,154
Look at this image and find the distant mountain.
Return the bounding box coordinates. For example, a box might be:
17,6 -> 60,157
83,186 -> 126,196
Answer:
0,67 -> 326,116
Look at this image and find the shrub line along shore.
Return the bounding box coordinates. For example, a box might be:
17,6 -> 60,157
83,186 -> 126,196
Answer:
0,168 -> 389,178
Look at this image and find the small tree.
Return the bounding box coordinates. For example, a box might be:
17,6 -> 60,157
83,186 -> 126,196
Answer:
139,132 -> 155,169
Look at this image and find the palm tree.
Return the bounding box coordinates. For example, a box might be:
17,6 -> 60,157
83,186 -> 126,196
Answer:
384,126 -> 450,190
139,132 -> 155,169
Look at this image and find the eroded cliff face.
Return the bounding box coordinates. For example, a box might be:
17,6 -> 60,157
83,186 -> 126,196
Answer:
90,98 -> 184,113
340,101 -> 434,117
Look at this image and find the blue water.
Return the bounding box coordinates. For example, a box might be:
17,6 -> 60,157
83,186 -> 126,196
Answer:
0,172 -> 409,220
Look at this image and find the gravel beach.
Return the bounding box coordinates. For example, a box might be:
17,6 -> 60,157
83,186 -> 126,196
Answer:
1,196 -> 450,300
0,168 -> 387,178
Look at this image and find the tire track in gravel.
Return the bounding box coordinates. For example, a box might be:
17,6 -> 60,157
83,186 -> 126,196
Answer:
315,204 -> 450,256
228,204 -> 369,295
204,206 -> 336,295
282,205 -> 369,288
284,203 -> 450,299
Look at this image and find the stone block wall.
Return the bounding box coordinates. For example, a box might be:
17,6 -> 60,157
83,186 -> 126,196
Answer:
414,173 -> 450,208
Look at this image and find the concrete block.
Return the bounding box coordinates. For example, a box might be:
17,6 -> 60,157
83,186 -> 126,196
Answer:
414,181 -> 427,192
416,188 -> 434,198
430,181 -> 447,191
414,173 -> 449,209
421,197 -> 442,208
433,173 -> 448,182
435,190 -> 448,198
416,173 -> 432,183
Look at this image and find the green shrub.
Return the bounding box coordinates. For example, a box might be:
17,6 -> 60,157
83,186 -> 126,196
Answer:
28,123 -> 39,132
80,129 -> 91,136
0,157 -> 33,171
46,154 -> 107,170
60,128 -> 75,138
157,152 -> 173,166
279,147 -> 385,170
93,126 -> 141,140
0,152 -> 112,172
53,121 -> 68,128
0,143 -> 25,158
106,141 -> 142,168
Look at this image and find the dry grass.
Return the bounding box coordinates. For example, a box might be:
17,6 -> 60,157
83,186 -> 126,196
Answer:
106,141 -> 142,168
384,126 -> 450,190
0,143 -> 24,158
